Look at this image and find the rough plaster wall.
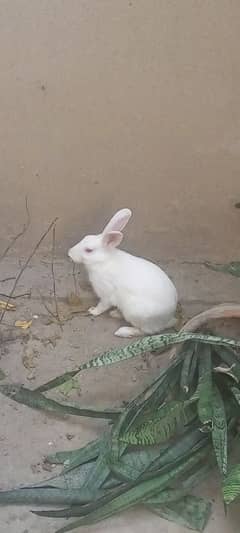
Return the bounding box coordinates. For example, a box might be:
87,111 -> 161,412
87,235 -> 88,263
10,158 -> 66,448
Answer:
0,0 -> 239,260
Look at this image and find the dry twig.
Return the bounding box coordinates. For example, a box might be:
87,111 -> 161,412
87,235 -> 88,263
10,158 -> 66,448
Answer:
37,290 -> 60,324
0,291 -> 31,300
72,262 -> 79,294
51,225 -> 63,331
0,196 -> 30,263
0,218 -> 58,324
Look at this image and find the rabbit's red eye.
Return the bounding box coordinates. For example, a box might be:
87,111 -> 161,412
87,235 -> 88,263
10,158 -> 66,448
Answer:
85,248 -> 93,253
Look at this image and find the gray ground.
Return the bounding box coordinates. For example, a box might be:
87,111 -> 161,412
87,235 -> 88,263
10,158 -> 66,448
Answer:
0,257 -> 240,533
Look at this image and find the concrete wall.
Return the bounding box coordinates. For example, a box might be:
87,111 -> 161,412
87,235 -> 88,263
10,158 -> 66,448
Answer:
0,0 -> 239,261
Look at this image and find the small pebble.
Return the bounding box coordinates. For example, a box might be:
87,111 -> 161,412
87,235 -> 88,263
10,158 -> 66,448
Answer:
66,433 -> 75,441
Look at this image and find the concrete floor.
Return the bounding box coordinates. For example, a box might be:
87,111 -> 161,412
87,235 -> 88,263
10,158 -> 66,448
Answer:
0,257 -> 240,532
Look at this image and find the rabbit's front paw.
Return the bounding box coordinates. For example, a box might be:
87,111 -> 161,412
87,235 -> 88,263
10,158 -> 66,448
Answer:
88,301 -> 111,317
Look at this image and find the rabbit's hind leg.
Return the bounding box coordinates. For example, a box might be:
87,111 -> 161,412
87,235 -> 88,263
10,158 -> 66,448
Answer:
114,326 -> 142,338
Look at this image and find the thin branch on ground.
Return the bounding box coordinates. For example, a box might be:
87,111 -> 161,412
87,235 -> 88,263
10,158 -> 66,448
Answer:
72,263 -> 78,294
37,290 -> 60,324
0,277 -> 16,283
0,196 -> 30,263
51,225 -> 63,331
0,291 -> 31,300
0,218 -> 58,325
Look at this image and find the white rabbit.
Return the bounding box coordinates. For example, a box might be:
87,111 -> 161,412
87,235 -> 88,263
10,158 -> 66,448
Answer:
68,208 -> 178,338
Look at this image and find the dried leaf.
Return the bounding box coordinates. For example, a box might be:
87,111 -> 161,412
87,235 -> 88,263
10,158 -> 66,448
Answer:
0,300 -> 16,310
15,319 -> 32,330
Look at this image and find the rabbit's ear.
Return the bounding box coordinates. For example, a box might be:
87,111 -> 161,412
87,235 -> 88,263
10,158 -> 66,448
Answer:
102,208 -> 132,234
102,231 -> 123,248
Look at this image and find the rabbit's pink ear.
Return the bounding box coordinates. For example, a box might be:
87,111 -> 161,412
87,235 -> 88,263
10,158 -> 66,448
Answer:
102,231 -> 123,248
103,208 -> 132,234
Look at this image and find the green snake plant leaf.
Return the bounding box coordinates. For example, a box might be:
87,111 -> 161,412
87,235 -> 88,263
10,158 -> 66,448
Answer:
34,333 -> 240,392
22,462 -> 99,491
0,487 -> 104,506
3,330 -> 240,532
32,451 -> 213,520
148,427 -> 208,473
180,342 -> 198,394
33,464 -> 211,527
197,344 -> 213,425
108,360 -> 181,479
230,386 -> 240,409
108,446 -> 164,482
223,463 -> 240,504
148,494 -> 212,531
54,447 -> 209,532
79,436 -> 114,492
121,400 -> 196,446
46,438 -> 101,470
0,383 -> 120,420
108,357 -> 182,464
211,384 -> 228,476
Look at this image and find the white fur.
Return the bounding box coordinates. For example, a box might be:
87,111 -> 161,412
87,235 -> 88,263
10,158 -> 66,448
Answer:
114,326 -> 142,338
68,208 -> 178,337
